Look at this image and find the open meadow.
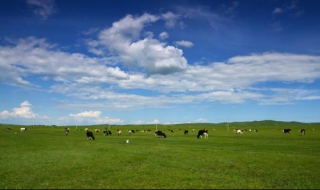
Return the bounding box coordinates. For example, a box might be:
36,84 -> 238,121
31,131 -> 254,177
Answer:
1,121 -> 320,189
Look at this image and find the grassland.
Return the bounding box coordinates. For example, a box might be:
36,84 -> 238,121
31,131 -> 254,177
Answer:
0,121 -> 319,189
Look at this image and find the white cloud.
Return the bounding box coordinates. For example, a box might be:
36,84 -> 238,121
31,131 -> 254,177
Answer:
1,36 -> 320,112
0,101 -> 47,119
90,13 -> 188,75
69,111 -> 101,118
227,52 -> 320,83
161,12 -> 181,28
26,0 -> 57,21
59,110 -> 123,124
0,36 -> 129,87
174,40 -> 194,48
159,32 -> 169,40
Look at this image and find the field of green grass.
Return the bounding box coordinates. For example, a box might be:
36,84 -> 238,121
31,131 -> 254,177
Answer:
1,121 -> 319,189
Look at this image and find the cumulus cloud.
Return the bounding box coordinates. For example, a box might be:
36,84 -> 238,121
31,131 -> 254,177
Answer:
89,13 -> 188,75
0,101 -> 47,119
26,0 -> 57,21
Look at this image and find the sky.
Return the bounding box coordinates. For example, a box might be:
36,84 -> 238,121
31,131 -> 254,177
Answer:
0,0 -> 320,125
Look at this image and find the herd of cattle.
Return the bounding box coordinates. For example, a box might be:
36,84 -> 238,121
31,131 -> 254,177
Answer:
8,126 -> 314,140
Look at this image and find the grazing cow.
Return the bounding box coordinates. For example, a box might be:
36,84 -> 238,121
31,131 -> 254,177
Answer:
117,129 -> 122,136
184,130 -> 189,135
95,129 -> 100,133
300,129 -> 306,136
20,128 -> 27,132
154,130 -> 167,138
283,129 -> 291,134
64,128 -> 69,136
128,130 -> 135,135
235,129 -> 244,134
86,130 -> 95,140
169,129 -> 174,133
7,127 -> 12,131
103,130 -> 112,136
197,129 -> 208,139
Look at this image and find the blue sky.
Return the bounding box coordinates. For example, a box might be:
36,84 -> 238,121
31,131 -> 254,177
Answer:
1,0 -> 320,125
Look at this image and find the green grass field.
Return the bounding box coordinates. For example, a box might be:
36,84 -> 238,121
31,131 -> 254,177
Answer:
1,121 -> 319,189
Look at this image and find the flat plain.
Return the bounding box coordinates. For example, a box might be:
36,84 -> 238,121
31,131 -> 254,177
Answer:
0,121 -> 319,189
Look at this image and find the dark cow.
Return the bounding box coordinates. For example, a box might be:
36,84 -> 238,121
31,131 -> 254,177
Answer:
283,129 -> 291,134
86,130 -> 95,140
103,130 -> 112,136
169,129 -> 174,133
300,129 -> 306,136
197,129 -> 208,139
184,130 -> 189,135
154,130 -> 167,138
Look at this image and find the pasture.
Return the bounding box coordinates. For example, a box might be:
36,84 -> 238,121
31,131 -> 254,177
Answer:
1,121 -> 320,189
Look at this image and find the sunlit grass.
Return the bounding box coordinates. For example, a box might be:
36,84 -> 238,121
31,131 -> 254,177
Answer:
0,122 -> 319,189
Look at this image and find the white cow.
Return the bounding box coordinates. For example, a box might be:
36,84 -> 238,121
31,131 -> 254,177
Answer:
20,128 -> 27,132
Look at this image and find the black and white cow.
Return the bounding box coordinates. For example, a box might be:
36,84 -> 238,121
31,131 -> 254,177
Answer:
103,130 -> 112,136
234,129 -> 244,134
300,129 -> 306,136
64,128 -> 69,136
283,129 -> 291,134
197,129 -> 208,139
86,130 -> 95,140
184,130 -> 189,135
169,129 -> 174,133
128,130 -> 135,135
154,130 -> 167,138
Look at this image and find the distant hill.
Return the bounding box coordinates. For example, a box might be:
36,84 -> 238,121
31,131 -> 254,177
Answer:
0,120 -> 319,127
